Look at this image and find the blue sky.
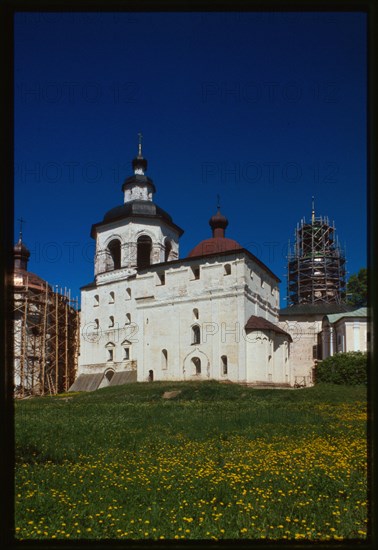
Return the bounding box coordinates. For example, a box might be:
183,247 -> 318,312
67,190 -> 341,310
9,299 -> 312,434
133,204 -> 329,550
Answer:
14,11 -> 367,307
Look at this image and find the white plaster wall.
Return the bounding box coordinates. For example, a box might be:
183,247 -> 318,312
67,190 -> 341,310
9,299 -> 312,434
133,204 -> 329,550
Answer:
278,316 -> 322,386
79,253 -> 282,384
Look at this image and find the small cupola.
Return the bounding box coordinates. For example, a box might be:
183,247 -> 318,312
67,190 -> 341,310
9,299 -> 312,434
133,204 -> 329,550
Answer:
14,224 -> 30,271
209,208 -> 229,238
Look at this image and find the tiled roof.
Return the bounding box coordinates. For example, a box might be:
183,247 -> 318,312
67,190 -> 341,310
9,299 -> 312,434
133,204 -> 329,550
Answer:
245,315 -> 292,341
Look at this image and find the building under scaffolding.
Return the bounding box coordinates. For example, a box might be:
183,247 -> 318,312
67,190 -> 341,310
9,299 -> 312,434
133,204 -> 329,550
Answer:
287,200 -> 346,306
12,234 -> 79,397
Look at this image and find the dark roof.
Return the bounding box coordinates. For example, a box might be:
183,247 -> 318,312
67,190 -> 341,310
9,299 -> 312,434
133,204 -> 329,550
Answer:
279,303 -> 354,317
188,237 -> 243,258
245,315 -> 293,341
91,199 -> 184,238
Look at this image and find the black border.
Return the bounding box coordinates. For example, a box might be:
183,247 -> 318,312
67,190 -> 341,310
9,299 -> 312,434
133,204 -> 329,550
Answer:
1,1 -> 376,549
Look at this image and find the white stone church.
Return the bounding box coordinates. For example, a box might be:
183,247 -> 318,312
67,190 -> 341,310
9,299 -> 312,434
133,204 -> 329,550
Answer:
72,140 -> 293,391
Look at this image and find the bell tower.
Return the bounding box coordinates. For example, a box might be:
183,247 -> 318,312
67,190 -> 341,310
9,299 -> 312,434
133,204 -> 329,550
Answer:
91,136 -> 184,282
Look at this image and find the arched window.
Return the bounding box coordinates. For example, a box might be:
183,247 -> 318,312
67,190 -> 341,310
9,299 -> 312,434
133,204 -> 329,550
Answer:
193,308 -> 199,320
192,325 -> 200,345
224,264 -> 231,276
126,287 -> 131,300
191,357 -> 201,375
99,368 -> 115,389
125,313 -> 131,325
108,239 -> 121,270
94,294 -> 99,306
94,319 -> 99,329
109,291 -> 115,303
161,349 -> 168,370
164,239 -> 172,262
109,316 -> 114,328
148,369 -> 154,381
137,235 -> 152,269
221,355 -> 228,375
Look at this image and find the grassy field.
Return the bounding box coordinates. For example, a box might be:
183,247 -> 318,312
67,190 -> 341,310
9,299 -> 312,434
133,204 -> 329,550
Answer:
15,381 -> 368,541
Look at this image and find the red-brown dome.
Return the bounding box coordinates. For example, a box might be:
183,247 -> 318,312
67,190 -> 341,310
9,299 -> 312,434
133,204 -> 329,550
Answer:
187,206 -> 242,258
188,237 -> 242,258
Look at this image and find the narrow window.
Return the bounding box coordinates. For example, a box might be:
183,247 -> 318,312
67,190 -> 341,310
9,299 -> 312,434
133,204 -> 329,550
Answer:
108,239 -> 121,270
312,345 -> 318,359
221,355 -> 228,375
124,347 -> 130,360
109,316 -> 114,328
148,369 -> 154,382
94,319 -> 99,329
193,308 -> 199,320
137,235 -> 152,269
157,272 -> 165,285
126,288 -> 131,300
161,349 -> 168,370
191,266 -> 200,280
224,264 -> 231,276
105,342 -> 115,362
192,325 -> 200,345
94,294 -> 99,307
164,239 -> 172,262
109,291 -> 115,303
125,313 -> 131,325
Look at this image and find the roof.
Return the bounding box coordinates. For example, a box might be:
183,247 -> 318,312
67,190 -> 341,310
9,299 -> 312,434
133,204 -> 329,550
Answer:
187,237 -> 243,258
245,315 -> 293,341
279,303 -> 354,317
13,268 -> 50,291
91,199 -> 184,238
326,307 -> 369,324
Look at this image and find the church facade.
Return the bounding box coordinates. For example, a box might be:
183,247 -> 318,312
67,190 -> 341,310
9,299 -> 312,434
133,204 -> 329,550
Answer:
74,141 -> 293,390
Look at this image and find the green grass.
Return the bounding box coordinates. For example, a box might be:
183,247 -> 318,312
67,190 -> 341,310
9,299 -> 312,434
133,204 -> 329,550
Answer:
15,381 -> 368,541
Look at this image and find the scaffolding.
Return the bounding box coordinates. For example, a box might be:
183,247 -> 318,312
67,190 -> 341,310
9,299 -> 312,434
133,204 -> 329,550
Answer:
13,275 -> 79,398
287,210 -> 346,306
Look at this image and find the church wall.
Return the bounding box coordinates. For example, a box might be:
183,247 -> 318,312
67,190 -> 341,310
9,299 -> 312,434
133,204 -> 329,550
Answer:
278,315 -> 322,386
243,260 -> 280,324
80,254 -> 272,383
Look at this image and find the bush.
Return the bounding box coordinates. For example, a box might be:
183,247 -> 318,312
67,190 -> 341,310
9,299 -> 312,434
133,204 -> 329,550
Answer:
315,352 -> 367,385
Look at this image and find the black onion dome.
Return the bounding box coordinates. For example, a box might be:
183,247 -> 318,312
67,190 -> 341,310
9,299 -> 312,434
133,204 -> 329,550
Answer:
132,155 -> 148,173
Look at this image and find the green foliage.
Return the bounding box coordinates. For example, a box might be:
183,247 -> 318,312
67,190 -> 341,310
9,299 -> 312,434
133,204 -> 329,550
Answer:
15,382 -> 367,541
347,267 -> 367,307
316,352 -> 367,385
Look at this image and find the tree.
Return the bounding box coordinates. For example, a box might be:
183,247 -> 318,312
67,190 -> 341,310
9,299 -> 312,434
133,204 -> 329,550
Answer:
346,267 -> 367,307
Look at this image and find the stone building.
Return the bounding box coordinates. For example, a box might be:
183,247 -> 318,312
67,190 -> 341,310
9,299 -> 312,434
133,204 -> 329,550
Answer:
72,141 -> 293,391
